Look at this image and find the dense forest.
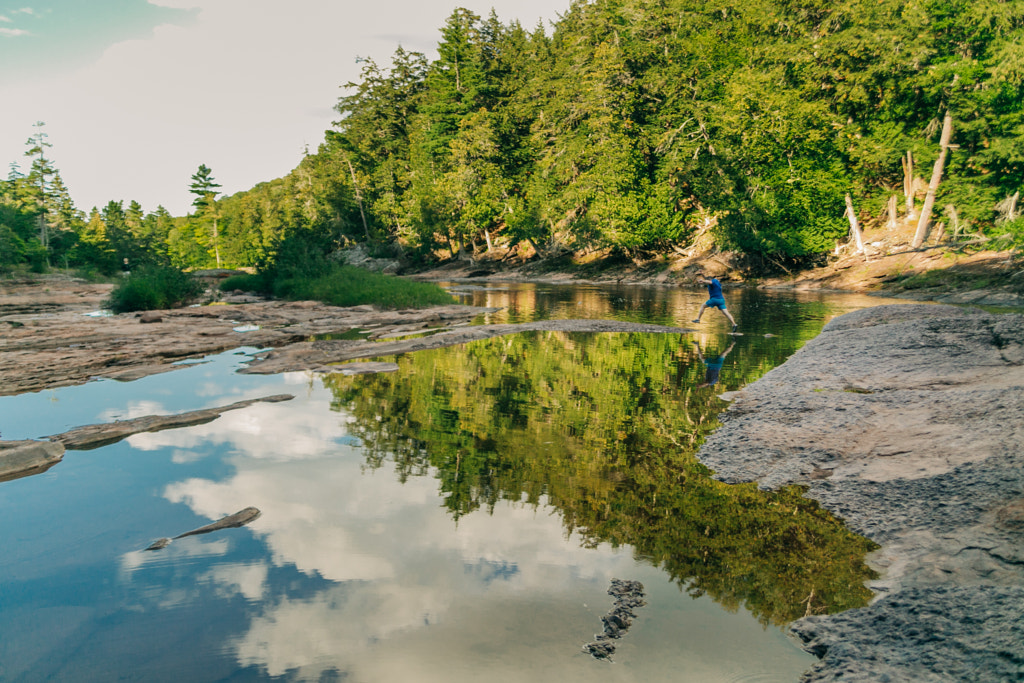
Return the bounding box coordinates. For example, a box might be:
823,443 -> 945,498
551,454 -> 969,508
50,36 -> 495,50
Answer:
3,0 -> 1024,275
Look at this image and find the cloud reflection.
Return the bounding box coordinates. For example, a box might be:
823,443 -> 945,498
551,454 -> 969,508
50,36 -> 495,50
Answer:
120,384 -> 642,679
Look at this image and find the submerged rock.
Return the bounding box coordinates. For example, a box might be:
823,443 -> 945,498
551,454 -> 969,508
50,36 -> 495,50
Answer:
146,507 -> 261,551
582,578 -> 647,661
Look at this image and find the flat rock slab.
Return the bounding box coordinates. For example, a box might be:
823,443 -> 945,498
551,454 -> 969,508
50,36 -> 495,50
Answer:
47,394 -> 294,450
0,440 -> 65,483
695,304 -> 1024,682
0,292 -> 496,395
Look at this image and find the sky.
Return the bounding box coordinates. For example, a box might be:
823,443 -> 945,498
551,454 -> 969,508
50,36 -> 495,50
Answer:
0,0 -> 570,216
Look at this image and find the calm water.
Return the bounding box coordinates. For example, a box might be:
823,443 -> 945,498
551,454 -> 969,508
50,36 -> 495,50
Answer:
0,284 -> 905,682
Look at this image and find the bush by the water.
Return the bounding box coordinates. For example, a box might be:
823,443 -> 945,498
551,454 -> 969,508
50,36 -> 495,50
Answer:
281,264 -> 454,308
105,265 -> 206,313
221,263 -> 454,309
220,235 -> 454,309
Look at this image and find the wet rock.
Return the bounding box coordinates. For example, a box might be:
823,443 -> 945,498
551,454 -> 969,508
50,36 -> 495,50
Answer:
0,440 -> 65,483
694,304 -> 1024,681
582,579 -> 647,660
583,640 -> 616,660
146,506 -> 262,550
48,395 -> 294,450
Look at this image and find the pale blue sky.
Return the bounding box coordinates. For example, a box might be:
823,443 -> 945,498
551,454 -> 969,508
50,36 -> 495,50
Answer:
0,1 -> 197,84
1,0 -> 568,215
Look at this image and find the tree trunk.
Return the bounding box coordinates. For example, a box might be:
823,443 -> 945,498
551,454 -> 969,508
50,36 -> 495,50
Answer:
902,151 -> 916,220
887,195 -> 898,230
213,217 -> 221,268
845,193 -> 865,254
484,229 -> 493,252
912,113 -> 953,248
346,157 -> 370,240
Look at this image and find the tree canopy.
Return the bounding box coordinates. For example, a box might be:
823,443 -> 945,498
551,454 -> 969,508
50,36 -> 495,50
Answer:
4,0 -> 1023,274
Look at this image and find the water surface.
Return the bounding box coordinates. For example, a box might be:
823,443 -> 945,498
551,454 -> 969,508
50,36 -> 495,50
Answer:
0,284 -> 905,682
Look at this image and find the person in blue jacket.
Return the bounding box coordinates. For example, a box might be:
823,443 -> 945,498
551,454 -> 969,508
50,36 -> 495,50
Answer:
691,272 -> 738,332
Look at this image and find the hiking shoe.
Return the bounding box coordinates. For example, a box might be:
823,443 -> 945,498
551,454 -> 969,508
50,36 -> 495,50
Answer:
691,319 -> 701,323
732,324 -> 738,333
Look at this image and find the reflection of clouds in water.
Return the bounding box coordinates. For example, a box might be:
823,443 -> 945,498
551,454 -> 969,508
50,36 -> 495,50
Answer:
202,562 -> 268,601
225,498 -> 639,683
121,537 -> 230,573
141,386 -> 640,679
100,399 -> 169,421
234,582 -> 449,679
128,397 -> 348,460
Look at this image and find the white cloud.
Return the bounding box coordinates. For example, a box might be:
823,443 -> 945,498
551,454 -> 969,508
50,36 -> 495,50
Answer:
0,0 -> 567,215
0,27 -> 29,36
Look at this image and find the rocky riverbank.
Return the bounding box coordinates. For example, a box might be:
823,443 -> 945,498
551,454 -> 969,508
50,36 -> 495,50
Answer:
3,271 -> 1022,681
405,247 -> 1024,309
697,304 -> 1024,681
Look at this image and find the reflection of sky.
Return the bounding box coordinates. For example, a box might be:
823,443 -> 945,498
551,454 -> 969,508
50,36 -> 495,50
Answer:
113,379 -> 812,682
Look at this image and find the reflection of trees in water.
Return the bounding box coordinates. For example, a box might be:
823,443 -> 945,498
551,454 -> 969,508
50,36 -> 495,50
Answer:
323,331 -> 876,626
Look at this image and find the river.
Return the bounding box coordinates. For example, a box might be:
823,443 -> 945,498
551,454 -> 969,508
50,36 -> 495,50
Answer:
0,283 -> 908,682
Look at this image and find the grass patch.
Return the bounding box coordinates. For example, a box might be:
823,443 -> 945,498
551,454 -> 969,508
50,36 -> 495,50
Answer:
105,265 -> 206,313
221,263 -> 455,309
277,265 -> 455,308
224,233 -> 456,309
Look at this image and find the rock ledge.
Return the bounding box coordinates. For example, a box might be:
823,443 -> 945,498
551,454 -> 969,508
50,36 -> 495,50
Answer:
696,304 -> 1024,682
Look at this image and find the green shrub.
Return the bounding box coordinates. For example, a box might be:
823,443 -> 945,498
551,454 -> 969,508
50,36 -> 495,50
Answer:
105,265 -> 206,313
219,272 -> 271,294
276,264 -> 454,309
240,232 -> 455,309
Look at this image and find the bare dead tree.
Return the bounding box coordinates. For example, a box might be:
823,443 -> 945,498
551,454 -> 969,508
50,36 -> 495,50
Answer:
845,193 -> 866,254
902,151 -> 916,220
912,113 -> 954,248
887,195 -> 898,229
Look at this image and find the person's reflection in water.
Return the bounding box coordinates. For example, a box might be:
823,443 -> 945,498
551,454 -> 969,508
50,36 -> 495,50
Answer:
692,339 -> 736,388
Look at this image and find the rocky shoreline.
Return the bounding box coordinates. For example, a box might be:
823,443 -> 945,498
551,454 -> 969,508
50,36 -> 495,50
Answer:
697,304 -> 1024,681
3,274 -> 1023,681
